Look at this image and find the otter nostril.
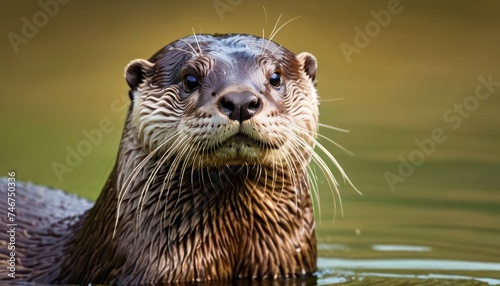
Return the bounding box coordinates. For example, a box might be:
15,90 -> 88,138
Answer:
248,98 -> 259,110
218,92 -> 261,123
219,97 -> 235,116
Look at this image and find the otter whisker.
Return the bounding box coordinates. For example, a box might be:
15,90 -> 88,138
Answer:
301,139 -> 343,218
289,127 -> 321,215
281,152 -> 298,209
297,123 -> 354,157
153,137 -> 193,259
278,156 -> 288,208
292,122 -> 351,159
192,142 -> 203,192
139,140 -> 177,205
180,140 -> 205,198
261,28 -> 266,55
177,137 -> 198,189
251,162 -> 264,197
137,154 -> 167,228
307,161 -> 322,221
171,47 -> 197,58
311,136 -> 359,194
282,133 -> 310,210
262,6 -> 268,25
270,45 -> 283,57
191,28 -> 204,57
179,141 -> 204,197
318,122 -> 350,133
151,130 -> 185,212
161,135 -> 192,206
264,14 -> 303,54
173,148 -> 198,225
179,39 -> 200,57
270,147 -> 279,198
115,137 -> 171,237
197,139 -> 212,192
315,134 -> 353,157
286,126 -> 339,211
260,6 -> 268,53
270,137 -> 293,206
263,13 -> 283,54
264,154 -> 282,202
142,134 -> 192,249
157,133 -> 194,259
290,123 -> 361,220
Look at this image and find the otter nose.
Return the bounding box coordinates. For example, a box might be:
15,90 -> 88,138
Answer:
218,92 -> 261,123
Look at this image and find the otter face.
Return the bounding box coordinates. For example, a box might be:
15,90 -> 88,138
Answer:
125,34 -> 318,169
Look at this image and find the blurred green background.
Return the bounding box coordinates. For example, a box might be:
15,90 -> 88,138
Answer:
1,0 -> 499,279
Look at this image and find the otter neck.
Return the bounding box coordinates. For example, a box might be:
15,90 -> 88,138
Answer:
61,119 -> 317,284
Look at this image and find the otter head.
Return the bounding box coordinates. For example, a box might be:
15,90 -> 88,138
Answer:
125,34 -> 318,170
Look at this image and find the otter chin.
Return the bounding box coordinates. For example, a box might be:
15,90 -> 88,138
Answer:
0,33 -> 355,285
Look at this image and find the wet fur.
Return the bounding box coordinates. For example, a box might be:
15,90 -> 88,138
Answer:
0,33 -> 355,284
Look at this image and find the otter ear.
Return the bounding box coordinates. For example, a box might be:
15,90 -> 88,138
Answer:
125,59 -> 155,94
297,52 -> 317,86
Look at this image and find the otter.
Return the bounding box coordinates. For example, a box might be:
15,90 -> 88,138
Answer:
0,33 -> 354,284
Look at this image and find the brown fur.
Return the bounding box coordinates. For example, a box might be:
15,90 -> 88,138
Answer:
0,34 -> 320,284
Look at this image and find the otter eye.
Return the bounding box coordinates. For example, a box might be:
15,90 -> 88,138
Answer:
183,74 -> 199,92
269,72 -> 281,88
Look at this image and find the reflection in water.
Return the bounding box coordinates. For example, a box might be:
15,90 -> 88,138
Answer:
318,257 -> 500,271
316,243 -> 500,285
371,244 -> 432,252
317,270 -> 500,286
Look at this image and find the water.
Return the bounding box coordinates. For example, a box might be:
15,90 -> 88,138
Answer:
312,153 -> 500,285
1,1 -> 499,285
